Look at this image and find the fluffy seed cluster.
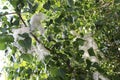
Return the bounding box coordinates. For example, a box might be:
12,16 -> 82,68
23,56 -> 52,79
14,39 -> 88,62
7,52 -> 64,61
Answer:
30,13 -> 46,35
93,71 -> 109,80
29,43 -> 50,60
12,27 -> 30,42
79,34 -> 99,63
12,13 -> 49,60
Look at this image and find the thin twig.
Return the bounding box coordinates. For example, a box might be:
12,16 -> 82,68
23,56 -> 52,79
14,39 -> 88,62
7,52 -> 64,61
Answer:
17,13 -> 27,27
30,32 -> 41,43
0,12 -> 17,16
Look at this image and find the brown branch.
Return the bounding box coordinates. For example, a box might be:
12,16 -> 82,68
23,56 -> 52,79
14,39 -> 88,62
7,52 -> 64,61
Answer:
66,59 -> 73,72
0,12 -> 17,16
0,12 -> 24,16
0,12 -> 27,28
30,32 -> 41,43
17,13 -> 27,27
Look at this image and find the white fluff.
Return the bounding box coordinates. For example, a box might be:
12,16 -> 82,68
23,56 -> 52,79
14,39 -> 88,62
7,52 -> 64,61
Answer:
83,34 -> 98,50
82,50 -> 90,59
93,71 -> 109,80
28,43 -> 50,60
12,25 -> 30,53
12,27 -> 30,42
78,34 -> 100,63
35,43 -> 49,60
93,71 -> 99,80
13,42 -> 25,53
70,30 -> 79,37
89,56 -> 99,63
30,13 -> 46,35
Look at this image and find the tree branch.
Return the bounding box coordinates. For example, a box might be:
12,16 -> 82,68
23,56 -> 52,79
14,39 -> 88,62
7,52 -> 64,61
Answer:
0,12 -> 17,16
17,13 -> 27,27
30,32 -> 41,43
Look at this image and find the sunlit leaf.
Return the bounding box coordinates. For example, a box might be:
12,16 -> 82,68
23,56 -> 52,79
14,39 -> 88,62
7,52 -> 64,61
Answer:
0,42 -> 6,50
20,54 -> 33,62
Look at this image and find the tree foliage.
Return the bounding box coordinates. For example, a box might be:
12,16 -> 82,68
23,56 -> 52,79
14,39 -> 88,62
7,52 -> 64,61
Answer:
0,0 -> 120,80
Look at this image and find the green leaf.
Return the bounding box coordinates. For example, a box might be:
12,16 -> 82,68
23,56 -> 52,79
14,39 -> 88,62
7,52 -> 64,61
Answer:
24,37 -> 32,49
18,40 -> 25,47
67,0 -> 74,7
55,13 -> 65,23
76,50 -> 84,61
1,16 -> 7,21
12,46 -> 17,54
73,38 -> 85,47
57,68 -> 65,79
41,73 -> 48,79
65,15 -> 73,23
20,54 -> 33,62
86,59 -> 92,70
9,0 -> 26,13
53,27 -> 61,33
92,62 -> 105,73
10,56 -> 14,62
32,3 -> 38,12
28,2 -> 38,13
25,68 -> 32,76
18,33 -> 29,38
114,0 -> 120,3
18,33 -> 32,50
18,38 -> 31,51
18,33 -> 32,51
3,6 -> 8,9
88,47 -> 95,56
0,35 -> 14,43
43,0 -> 51,10
11,16 -> 20,26
63,40 -> 70,47
53,42 -> 62,49
9,0 -> 17,8
0,42 -> 7,50
49,67 -> 65,79
6,35 -> 14,43
0,35 -> 13,50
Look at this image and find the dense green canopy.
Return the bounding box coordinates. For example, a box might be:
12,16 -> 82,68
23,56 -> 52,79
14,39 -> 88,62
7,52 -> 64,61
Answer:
0,0 -> 120,80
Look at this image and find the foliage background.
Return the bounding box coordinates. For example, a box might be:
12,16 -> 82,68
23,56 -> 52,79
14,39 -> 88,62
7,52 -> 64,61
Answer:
0,0 -> 120,80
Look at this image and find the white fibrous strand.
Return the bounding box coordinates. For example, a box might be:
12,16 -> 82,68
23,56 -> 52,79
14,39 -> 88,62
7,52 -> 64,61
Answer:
30,13 -> 46,35
28,43 -> 50,60
35,43 -> 50,60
